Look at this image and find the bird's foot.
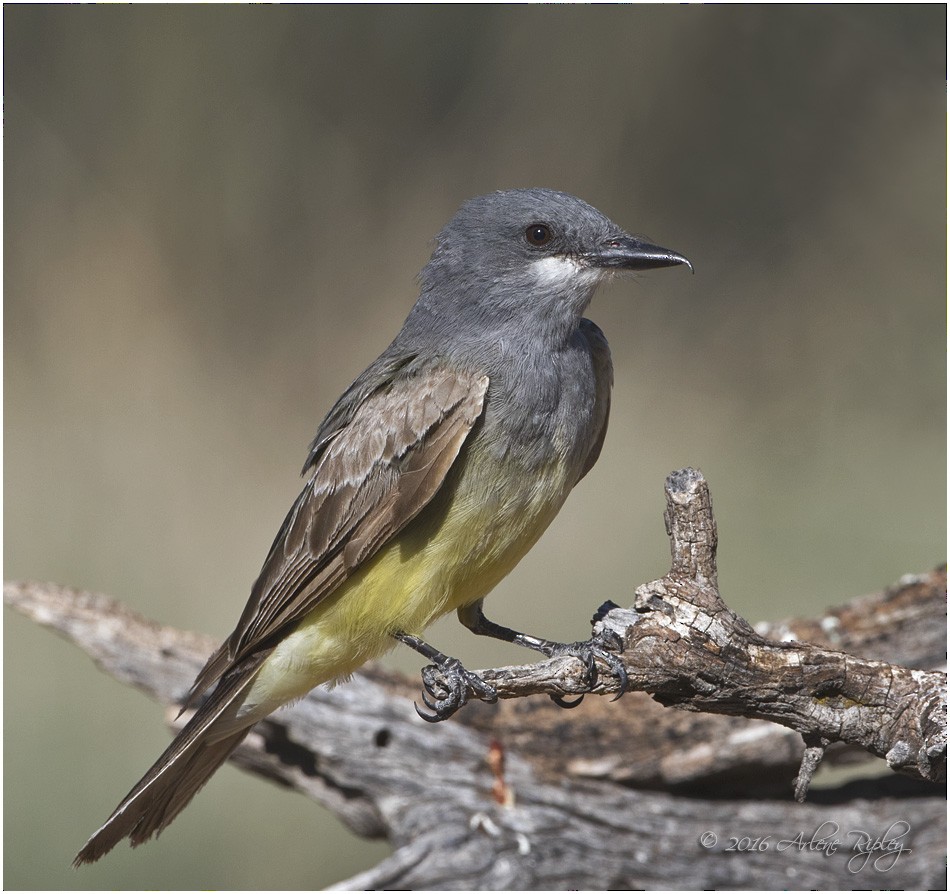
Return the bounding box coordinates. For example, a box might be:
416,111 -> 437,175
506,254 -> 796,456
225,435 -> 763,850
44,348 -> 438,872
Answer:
543,630 -> 628,709
393,630 -> 498,722
416,658 -> 498,723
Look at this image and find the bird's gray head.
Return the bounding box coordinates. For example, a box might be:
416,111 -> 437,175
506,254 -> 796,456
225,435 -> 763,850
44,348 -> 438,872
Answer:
408,188 -> 690,344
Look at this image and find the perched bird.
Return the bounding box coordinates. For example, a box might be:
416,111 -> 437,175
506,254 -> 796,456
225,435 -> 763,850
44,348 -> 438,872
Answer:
74,188 -> 690,864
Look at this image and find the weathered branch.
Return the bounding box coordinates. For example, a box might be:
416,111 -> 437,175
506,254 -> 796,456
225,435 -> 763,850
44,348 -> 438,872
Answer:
426,469 -> 946,790
4,468 -> 946,888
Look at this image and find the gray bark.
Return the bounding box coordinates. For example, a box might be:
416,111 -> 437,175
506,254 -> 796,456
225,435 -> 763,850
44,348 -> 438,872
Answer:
5,469 -> 945,889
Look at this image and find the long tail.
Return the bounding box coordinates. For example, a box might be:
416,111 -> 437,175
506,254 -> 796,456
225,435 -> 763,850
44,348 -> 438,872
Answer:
73,653 -> 268,866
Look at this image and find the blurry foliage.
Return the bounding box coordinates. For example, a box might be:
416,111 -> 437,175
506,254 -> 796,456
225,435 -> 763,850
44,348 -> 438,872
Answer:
4,5 -> 945,890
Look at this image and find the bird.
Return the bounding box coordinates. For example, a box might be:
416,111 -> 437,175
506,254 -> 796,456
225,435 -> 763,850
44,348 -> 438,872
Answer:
74,187 -> 691,865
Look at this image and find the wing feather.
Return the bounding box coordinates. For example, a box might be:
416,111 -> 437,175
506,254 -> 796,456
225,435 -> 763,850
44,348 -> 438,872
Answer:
184,358 -> 488,705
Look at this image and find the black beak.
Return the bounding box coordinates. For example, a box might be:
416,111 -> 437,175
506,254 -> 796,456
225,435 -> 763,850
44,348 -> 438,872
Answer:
588,234 -> 693,273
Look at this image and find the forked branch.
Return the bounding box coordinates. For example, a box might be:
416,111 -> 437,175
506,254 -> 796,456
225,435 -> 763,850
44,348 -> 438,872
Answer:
4,469 -> 946,888
456,469 -> 946,792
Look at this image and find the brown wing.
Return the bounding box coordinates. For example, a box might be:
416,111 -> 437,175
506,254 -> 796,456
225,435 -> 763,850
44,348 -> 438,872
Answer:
185,360 -> 489,704
76,360 -> 488,864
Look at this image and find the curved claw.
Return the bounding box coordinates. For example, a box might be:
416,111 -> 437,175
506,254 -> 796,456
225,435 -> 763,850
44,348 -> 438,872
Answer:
603,650 -> 628,702
548,637 -> 629,706
414,658 -> 498,722
414,700 -> 453,723
550,692 -> 585,709
420,687 -> 440,712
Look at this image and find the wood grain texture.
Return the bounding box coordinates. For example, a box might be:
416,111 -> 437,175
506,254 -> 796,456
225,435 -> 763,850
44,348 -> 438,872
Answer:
6,469 -> 945,888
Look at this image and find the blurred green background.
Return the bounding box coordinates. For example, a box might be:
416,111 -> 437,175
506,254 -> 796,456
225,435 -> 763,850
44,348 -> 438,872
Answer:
4,5 -> 945,890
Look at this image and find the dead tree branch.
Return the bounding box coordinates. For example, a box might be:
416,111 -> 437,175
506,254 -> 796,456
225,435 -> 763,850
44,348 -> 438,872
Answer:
4,468 -> 946,888
424,469 -> 946,791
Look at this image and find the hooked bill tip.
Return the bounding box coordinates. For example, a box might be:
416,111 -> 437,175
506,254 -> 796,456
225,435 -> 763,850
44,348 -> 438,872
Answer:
588,235 -> 693,274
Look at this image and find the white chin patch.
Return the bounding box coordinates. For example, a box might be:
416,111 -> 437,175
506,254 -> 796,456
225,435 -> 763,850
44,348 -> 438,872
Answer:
531,255 -> 605,289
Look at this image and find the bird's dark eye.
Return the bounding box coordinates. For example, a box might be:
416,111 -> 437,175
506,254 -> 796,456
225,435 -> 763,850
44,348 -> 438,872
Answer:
525,223 -> 553,247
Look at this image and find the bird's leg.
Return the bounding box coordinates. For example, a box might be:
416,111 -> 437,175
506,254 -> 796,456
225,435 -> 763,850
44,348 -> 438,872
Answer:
393,631 -> 498,722
457,600 -> 628,708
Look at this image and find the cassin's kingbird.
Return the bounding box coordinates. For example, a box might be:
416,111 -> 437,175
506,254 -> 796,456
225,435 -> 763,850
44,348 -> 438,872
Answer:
75,188 -> 690,864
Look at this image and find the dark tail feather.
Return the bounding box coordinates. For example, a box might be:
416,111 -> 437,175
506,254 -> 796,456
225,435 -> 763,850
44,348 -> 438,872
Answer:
73,728 -> 250,865
73,655 -> 267,866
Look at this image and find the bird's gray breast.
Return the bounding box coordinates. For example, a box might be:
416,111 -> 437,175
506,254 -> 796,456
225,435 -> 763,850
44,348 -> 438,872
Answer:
475,320 -> 612,481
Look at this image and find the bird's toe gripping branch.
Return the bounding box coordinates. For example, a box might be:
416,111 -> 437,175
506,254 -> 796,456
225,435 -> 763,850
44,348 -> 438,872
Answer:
395,604 -> 630,720
455,599 -> 629,708
418,658 -> 498,722
542,630 -> 629,708
393,630 -> 498,722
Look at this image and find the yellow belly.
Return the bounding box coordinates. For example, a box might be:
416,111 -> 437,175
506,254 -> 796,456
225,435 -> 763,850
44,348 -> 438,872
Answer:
245,451 -> 573,715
